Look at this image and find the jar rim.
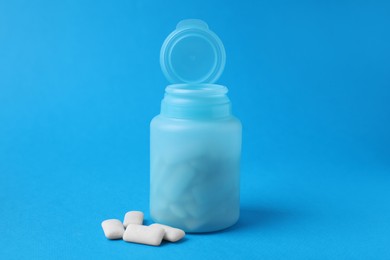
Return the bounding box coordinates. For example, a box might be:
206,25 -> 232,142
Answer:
165,84 -> 228,95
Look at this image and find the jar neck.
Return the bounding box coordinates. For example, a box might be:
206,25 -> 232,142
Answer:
161,84 -> 232,119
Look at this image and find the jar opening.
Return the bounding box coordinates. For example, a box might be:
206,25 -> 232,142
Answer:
165,84 -> 228,96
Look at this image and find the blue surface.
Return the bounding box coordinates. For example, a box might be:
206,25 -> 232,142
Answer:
1,0 -> 390,259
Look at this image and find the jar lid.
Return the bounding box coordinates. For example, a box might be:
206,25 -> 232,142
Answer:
160,19 -> 226,84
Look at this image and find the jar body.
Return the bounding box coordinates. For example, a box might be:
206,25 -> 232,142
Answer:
150,108 -> 241,232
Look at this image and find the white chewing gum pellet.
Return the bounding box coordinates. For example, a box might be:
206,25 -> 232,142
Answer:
123,224 -> 165,246
150,223 -> 185,242
123,211 -> 144,227
101,219 -> 124,240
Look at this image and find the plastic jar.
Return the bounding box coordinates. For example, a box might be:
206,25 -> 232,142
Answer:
150,19 -> 242,233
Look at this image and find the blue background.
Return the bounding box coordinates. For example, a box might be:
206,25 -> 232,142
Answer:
1,0 -> 389,259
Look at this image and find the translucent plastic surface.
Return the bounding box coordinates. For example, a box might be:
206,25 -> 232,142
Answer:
151,20 -> 241,233
160,19 -> 225,84
150,114 -> 241,232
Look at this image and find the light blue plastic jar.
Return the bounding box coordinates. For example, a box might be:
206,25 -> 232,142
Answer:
150,20 -> 242,233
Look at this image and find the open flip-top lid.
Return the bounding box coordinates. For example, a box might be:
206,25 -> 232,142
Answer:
160,19 -> 226,84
